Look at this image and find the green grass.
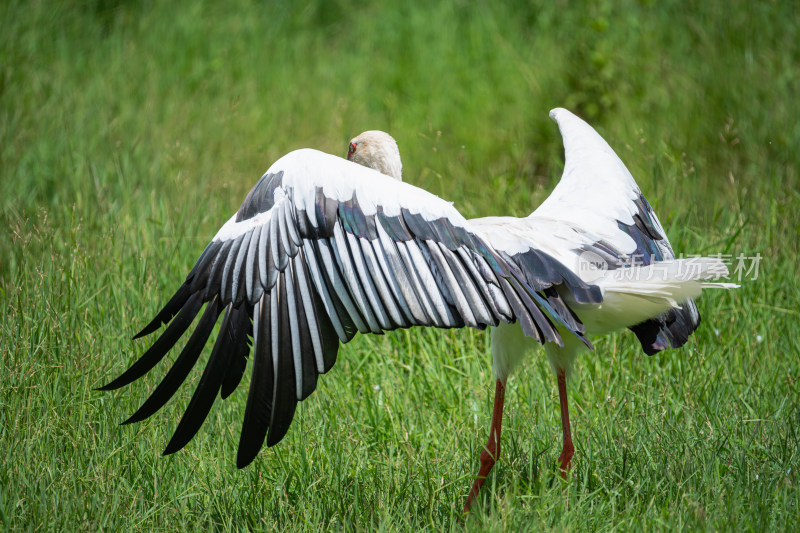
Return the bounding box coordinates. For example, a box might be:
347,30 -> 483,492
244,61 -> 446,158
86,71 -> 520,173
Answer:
2,0 -> 799,530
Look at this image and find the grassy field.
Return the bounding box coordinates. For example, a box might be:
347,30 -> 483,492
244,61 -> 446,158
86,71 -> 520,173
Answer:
2,0 -> 799,530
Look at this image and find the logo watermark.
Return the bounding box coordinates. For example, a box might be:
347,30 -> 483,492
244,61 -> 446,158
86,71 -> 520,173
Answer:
576,251 -> 760,282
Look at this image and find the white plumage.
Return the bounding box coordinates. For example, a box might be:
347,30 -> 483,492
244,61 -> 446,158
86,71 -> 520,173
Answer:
101,108 -> 735,512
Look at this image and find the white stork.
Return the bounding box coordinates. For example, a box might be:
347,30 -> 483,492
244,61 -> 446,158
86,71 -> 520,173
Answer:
100,108 -> 735,511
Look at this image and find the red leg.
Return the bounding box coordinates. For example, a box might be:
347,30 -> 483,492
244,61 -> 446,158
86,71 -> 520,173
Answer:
464,378 -> 506,512
557,369 -> 574,476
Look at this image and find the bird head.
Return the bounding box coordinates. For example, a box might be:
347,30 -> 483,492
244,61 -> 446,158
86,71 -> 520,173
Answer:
346,130 -> 403,181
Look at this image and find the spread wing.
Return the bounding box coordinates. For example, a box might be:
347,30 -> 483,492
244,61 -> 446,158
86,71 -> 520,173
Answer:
100,148 -> 600,467
531,108 -> 701,353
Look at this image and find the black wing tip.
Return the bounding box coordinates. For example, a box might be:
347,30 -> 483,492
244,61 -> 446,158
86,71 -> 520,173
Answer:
120,413 -> 141,426
578,284 -> 603,304
95,376 -> 128,392
236,450 -> 257,469
630,303 -> 700,355
132,325 -> 156,340
132,309 -> 175,340
162,440 -> 184,456
574,330 -> 594,350
266,427 -> 289,448
235,430 -> 289,469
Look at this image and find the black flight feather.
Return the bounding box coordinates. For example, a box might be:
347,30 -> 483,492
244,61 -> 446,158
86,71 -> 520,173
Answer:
99,291 -> 204,391
122,295 -> 222,425
266,272 -> 298,447
230,230 -> 252,306
507,274 -> 561,347
497,275 -> 542,344
220,304 -> 253,400
237,293 -> 274,468
291,265 -> 318,400
132,282 -> 193,340
221,233 -> 245,303
203,239 -> 232,300
163,302 -> 237,455
298,247 -> 341,372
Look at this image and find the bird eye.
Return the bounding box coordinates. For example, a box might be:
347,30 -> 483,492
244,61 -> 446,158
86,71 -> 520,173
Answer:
348,142 -> 357,159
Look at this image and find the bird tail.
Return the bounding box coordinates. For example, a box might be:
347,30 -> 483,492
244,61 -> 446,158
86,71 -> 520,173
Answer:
590,258 -> 737,332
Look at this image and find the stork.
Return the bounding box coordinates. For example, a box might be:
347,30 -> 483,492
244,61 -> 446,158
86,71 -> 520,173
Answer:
100,109 -> 735,511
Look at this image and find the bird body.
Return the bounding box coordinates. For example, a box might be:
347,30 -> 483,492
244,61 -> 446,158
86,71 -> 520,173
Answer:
101,108 -> 735,511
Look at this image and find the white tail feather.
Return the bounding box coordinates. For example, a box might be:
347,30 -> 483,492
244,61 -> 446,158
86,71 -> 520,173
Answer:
600,257 -> 737,300
575,258 -> 738,335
